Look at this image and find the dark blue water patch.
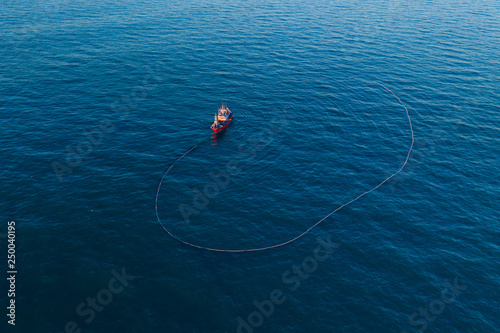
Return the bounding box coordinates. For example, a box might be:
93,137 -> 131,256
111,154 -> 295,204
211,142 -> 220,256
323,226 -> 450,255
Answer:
1,0 -> 499,332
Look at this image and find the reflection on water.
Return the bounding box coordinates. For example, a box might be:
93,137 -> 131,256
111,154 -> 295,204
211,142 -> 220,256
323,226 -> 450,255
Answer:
211,127 -> 230,145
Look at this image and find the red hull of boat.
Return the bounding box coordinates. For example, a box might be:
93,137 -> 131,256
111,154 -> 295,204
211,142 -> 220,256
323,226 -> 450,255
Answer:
212,114 -> 233,133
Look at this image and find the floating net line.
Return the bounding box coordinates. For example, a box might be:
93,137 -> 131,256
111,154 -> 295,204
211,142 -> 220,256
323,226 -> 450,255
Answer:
154,82 -> 414,252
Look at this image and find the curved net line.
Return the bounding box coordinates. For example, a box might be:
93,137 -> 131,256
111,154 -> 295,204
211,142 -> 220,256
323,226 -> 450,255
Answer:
154,82 -> 414,252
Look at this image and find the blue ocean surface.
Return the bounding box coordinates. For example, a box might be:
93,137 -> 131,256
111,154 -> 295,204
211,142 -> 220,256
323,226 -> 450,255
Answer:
1,0 -> 499,332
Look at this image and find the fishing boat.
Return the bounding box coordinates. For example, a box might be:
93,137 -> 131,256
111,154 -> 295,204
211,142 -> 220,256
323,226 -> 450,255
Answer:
211,103 -> 233,133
